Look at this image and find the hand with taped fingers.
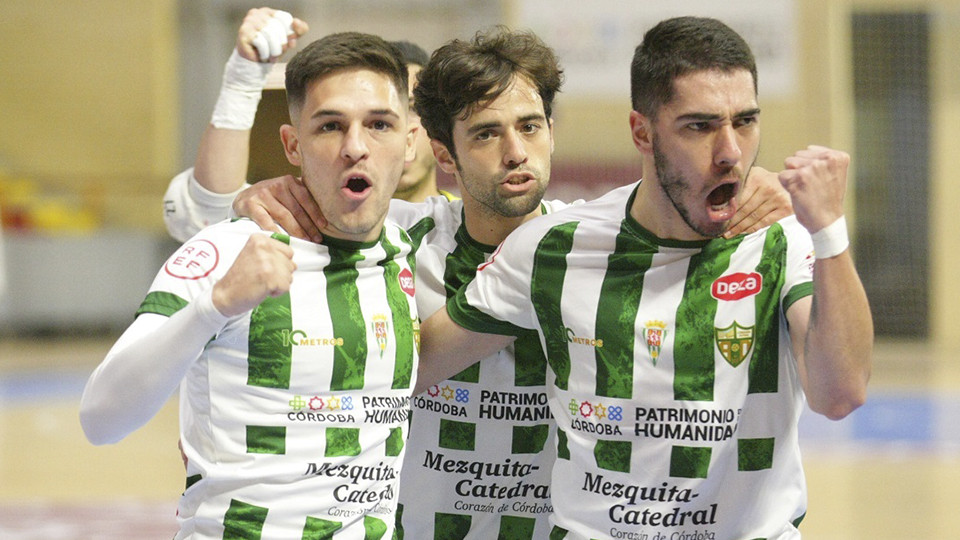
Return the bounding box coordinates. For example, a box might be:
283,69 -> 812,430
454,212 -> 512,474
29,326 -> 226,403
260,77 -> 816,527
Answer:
234,175 -> 327,244
211,234 -> 296,317
778,145 -> 850,234
237,7 -> 309,63
723,166 -> 794,238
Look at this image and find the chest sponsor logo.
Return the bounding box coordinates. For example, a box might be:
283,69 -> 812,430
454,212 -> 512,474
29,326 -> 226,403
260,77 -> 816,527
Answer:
281,329 -> 344,347
398,267 -> 415,297
714,321 -> 754,367
642,320 -> 667,365
711,272 -> 762,301
566,328 -> 604,348
165,239 -> 219,279
288,394 -> 410,424
568,399 -> 625,436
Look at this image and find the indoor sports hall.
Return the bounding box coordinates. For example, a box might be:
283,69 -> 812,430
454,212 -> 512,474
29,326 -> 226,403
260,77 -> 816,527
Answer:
2,1 -> 959,538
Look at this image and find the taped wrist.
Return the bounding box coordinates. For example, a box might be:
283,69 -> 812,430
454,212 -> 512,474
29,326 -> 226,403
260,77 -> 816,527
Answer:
210,49 -> 271,130
811,216 -> 849,259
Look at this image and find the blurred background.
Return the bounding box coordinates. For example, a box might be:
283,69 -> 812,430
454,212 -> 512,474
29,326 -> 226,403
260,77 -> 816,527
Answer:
1,0 -> 959,538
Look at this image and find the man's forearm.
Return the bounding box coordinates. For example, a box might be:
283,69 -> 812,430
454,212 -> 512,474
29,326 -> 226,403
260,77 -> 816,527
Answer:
800,251 -> 873,420
194,124 -> 253,194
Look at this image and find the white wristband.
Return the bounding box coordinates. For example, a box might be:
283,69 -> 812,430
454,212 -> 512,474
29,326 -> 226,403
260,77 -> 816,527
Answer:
210,49 -> 272,130
811,216 -> 849,259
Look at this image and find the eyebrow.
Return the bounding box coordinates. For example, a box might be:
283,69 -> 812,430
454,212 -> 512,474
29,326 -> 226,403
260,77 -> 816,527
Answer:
676,108 -> 761,122
464,113 -> 547,136
310,108 -> 402,121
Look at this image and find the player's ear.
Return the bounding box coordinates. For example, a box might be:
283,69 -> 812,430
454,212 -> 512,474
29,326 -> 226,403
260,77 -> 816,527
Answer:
431,140 -> 458,176
405,119 -> 419,163
280,124 -> 302,167
629,110 -> 653,156
548,117 -> 555,155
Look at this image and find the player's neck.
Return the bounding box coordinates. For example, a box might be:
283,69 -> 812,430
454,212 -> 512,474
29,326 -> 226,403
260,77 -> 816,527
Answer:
633,176 -> 706,242
393,176 -> 441,203
462,201 -> 543,247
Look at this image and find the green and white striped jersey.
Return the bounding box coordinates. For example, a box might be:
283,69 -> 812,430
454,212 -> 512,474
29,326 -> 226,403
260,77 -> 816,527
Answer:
389,197 -> 569,540
447,182 -> 815,540
140,219 -> 418,539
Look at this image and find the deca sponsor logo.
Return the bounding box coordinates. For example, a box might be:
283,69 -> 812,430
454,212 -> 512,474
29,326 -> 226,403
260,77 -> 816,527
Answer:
398,267 -> 415,297
711,272 -> 762,301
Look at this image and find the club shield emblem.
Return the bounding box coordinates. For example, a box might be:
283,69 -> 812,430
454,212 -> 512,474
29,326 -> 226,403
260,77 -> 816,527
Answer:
715,321 -> 755,367
371,314 -> 389,357
643,321 -> 668,365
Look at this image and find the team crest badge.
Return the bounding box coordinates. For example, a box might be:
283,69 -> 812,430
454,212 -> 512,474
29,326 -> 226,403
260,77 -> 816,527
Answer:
642,321 -> 668,365
371,314 -> 389,357
715,321 -> 755,367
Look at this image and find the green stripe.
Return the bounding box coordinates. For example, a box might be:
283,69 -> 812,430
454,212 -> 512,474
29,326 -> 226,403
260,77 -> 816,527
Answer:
396,503 -> 406,539
595,222 -> 656,398
513,331 -> 548,386
438,418 -> 476,451
549,526 -> 569,539
783,282 -> 813,312
447,293 -> 523,337
303,516 -> 343,539
404,216 -> 436,252
594,439 -> 632,473
556,428 -> 570,460
449,362 -> 481,384
184,473 -> 201,491
325,427 -> 362,457
363,515 -> 389,539
673,238 -> 741,401
669,445 -> 712,478
244,232 -> 294,388
435,513 -> 471,539
378,233 -> 416,389
498,515 -> 536,539
246,425 -> 286,454
531,222 -> 580,390
136,291 -> 187,318
443,227 -> 488,385
512,424 -> 549,454
750,224 -> 787,394
223,499 -> 268,540
385,426 -> 404,457
247,291 -> 293,388
325,247 -> 367,391
738,437 -> 775,471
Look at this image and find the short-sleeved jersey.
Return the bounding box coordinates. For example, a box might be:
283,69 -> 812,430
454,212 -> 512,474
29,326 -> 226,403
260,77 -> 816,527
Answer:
388,196 -> 570,540
139,219 -> 419,539
447,182 -> 815,540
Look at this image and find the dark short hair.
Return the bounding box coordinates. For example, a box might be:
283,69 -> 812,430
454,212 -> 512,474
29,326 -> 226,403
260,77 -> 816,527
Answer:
285,32 -> 408,119
390,40 -> 430,68
413,26 -> 563,158
630,17 -> 757,117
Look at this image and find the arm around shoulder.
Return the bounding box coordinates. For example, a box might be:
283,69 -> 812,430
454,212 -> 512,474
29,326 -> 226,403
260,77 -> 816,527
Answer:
416,306 -> 513,395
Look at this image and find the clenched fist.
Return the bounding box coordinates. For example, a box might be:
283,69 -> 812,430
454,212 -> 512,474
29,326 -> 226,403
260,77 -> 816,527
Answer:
212,234 -> 296,317
778,145 -> 850,234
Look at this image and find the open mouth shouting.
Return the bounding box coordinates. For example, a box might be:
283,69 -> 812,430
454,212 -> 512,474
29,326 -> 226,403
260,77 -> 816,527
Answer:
343,173 -> 372,199
705,179 -> 740,223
